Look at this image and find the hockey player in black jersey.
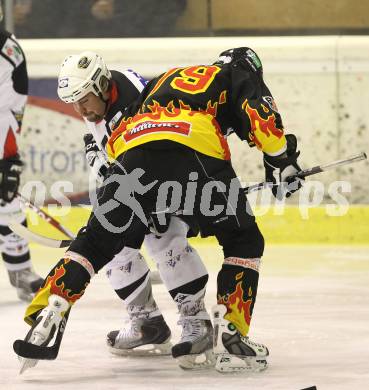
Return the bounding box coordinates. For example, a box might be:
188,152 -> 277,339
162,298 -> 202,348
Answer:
0,5 -> 43,301
15,47 -> 303,373
56,52 -> 212,368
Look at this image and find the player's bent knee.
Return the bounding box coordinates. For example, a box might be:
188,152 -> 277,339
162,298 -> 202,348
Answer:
145,230 -> 189,266
105,247 -> 150,291
220,223 -> 265,259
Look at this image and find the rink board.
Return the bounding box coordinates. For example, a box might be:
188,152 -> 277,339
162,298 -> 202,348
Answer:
24,205 -> 369,244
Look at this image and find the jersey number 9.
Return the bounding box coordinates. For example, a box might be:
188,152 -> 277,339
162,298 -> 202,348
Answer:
170,66 -> 220,94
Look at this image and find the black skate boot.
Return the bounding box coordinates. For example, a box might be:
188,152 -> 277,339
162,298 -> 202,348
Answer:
172,310 -> 214,370
171,290 -> 214,370
107,310 -> 172,356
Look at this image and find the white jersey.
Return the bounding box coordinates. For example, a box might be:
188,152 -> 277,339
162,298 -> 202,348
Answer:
0,29 -> 28,159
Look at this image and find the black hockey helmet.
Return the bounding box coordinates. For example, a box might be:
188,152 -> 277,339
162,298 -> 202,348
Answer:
213,47 -> 263,75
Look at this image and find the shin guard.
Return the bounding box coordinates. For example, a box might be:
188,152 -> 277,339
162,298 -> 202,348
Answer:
24,253 -> 93,325
217,258 -> 260,337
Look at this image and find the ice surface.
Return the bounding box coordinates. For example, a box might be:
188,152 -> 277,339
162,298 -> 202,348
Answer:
1,243 -> 368,390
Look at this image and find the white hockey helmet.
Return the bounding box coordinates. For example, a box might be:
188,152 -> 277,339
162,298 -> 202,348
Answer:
57,51 -> 111,103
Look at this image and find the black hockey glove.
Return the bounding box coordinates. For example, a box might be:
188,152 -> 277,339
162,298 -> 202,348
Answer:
263,134 -> 304,200
0,155 -> 23,203
83,133 -> 110,183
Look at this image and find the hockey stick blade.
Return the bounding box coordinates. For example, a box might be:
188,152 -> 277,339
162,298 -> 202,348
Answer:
14,339 -> 60,360
9,221 -> 71,248
14,309 -> 70,361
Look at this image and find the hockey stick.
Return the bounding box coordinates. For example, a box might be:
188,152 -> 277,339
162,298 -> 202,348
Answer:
16,192 -> 75,239
14,308 -> 71,364
9,221 -> 72,248
12,152 -> 367,248
9,221 -> 163,283
243,152 -> 367,194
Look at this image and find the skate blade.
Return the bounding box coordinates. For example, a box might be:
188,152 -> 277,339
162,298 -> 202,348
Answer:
109,341 -> 173,357
177,349 -> 215,370
215,354 -> 268,373
17,332 -> 45,374
19,357 -> 39,374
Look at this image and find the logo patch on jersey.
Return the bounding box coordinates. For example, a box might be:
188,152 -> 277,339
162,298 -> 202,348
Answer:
123,121 -> 191,143
108,111 -> 123,130
262,96 -> 278,112
78,56 -> 92,68
58,77 -> 69,88
2,38 -> 24,67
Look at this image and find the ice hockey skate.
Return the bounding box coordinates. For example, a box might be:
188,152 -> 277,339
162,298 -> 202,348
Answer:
212,304 -> 268,373
15,294 -> 70,374
171,310 -> 215,370
8,267 -> 44,302
107,312 -> 172,356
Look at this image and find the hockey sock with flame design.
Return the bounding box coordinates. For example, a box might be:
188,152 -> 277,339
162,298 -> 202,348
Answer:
217,260 -> 259,337
24,254 -> 94,325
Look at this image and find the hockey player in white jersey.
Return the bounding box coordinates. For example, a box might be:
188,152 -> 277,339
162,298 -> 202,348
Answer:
0,6 -> 43,301
57,52 -> 213,368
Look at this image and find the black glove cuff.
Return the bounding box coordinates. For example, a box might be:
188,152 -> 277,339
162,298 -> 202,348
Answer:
264,150 -> 300,170
83,133 -> 94,144
0,155 -> 23,203
0,155 -> 24,171
285,134 -> 298,156
264,133 -> 300,169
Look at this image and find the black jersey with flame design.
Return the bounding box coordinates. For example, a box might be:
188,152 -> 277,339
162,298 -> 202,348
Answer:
108,47 -> 286,161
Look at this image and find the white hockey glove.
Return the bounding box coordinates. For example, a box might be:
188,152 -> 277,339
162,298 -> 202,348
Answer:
83,133 -> 110,184
263,134 -> 304,200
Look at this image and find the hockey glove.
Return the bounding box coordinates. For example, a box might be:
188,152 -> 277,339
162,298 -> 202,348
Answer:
0,155 -> 23,203
83,133 -> 110,183
263,134 -> 303,199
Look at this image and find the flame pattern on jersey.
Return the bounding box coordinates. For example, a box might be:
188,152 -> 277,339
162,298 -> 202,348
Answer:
243,99 -> 285,153
108,56 -> 287,159
108,91 -> 231,161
